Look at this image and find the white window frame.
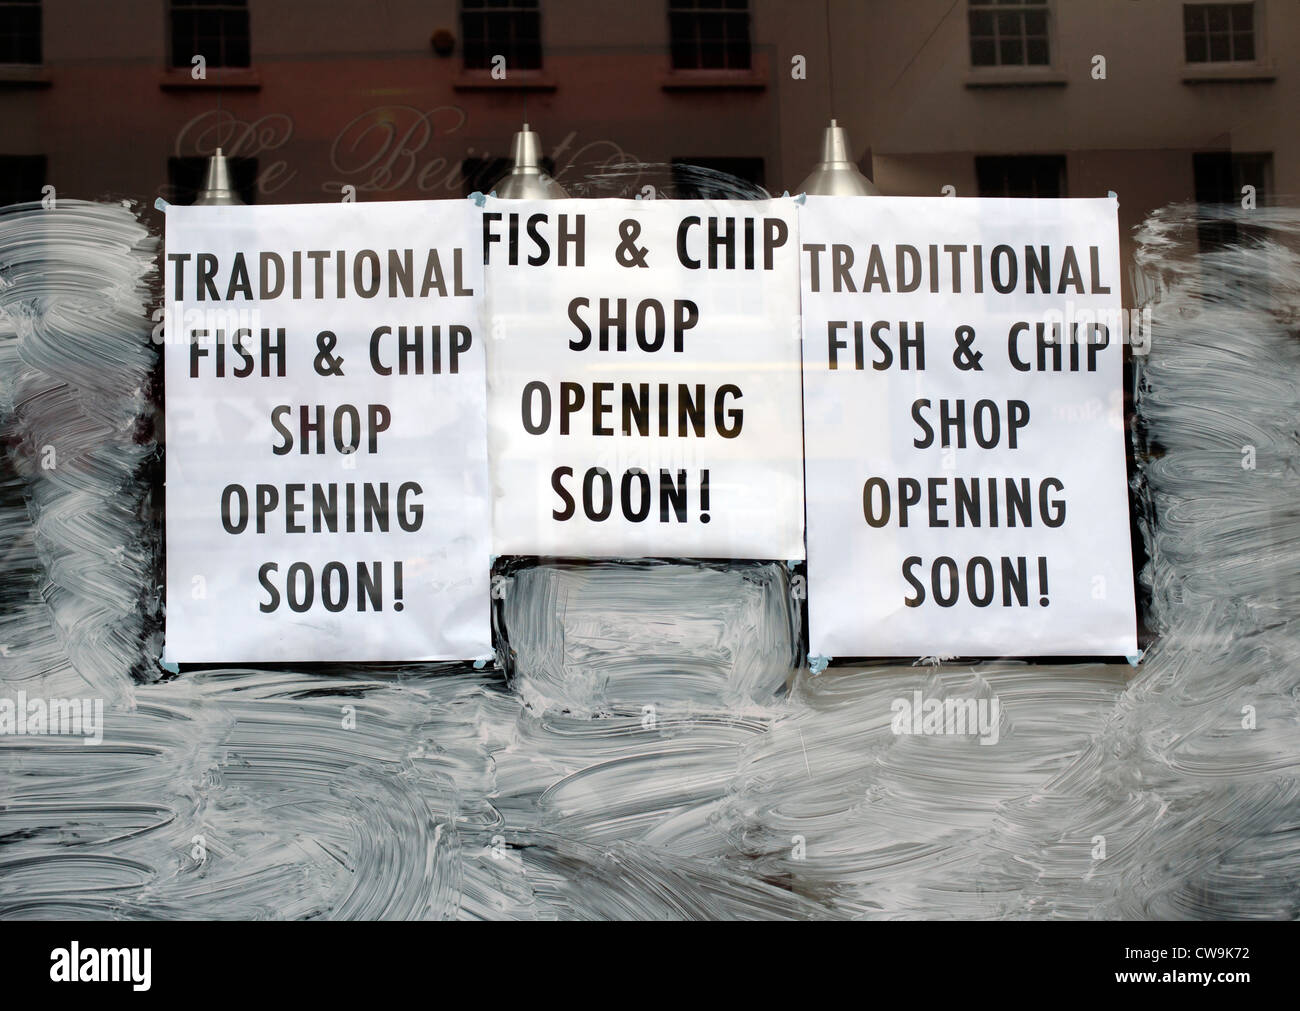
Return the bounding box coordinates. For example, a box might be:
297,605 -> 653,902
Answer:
1181,0 -> 1275,82
965,0 -> 1066,88
967,0 -> 1054,71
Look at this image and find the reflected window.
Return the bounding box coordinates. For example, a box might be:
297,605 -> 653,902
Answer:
969,0 -> 1050,67
976,155 -> 1066,198
1193,151 -> 1271,248
669,0 -> 751,70
0,0 -> 40,64
462,0 -> 542,71
0,154 -> 45,206
1184,3 -> 1255,63
170,0 -> 251,69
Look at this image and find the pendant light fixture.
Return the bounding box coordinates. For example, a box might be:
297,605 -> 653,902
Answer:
193,148 -> 244,206
798,119 -> 880,196
494,124 -> 568,199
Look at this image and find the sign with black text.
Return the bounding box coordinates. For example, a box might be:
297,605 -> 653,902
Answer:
163,200 -> 492,662
484,196 -> 805,559
800,196 -> 1137,657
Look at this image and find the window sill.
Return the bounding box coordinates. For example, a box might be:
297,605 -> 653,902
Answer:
660,68 -> 767,91
965,68 -> 1067,89
159,68 -> 262,90
452,70 -> 556,91
0,64 -> 52,87
1182,62 -> 1275,83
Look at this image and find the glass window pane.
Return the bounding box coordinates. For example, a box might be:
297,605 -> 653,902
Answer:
970,38 -> 997,65
1185,33 -> 1207,61
516,16 -> 540,42
670,5 -> 750,70
195,10 -> 219,38
1208,32 -> 1230,60
225,35 -> 250,68
1000,37 -> 1024,64
727,37 -> 750,69
1027,38 -> 1049,64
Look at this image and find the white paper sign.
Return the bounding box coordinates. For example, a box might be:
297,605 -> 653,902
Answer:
163,200 -> 492,663
800,196 -> 1137,657
484,197 -> 805,559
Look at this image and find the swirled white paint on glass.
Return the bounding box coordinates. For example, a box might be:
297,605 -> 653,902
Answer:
0,198 -> 1296,919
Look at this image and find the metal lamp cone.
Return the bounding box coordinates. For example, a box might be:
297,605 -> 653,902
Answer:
193,147 -> 244,205
798,119 -> 880,196
493,124 -> 568,199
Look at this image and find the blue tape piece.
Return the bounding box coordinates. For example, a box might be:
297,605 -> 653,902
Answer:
469,191 -> 486,207
793,192 -> 807,205
808,653 -> 830,674
1108,190 -> 1119,204
154,197 -> 170,212
159,658 -> 180,674
473,658 -> 489,670
1126,650 -> 1144,667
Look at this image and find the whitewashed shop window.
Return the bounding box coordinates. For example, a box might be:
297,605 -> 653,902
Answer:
968,0 -> 1051,67
670,156 -> 765,199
